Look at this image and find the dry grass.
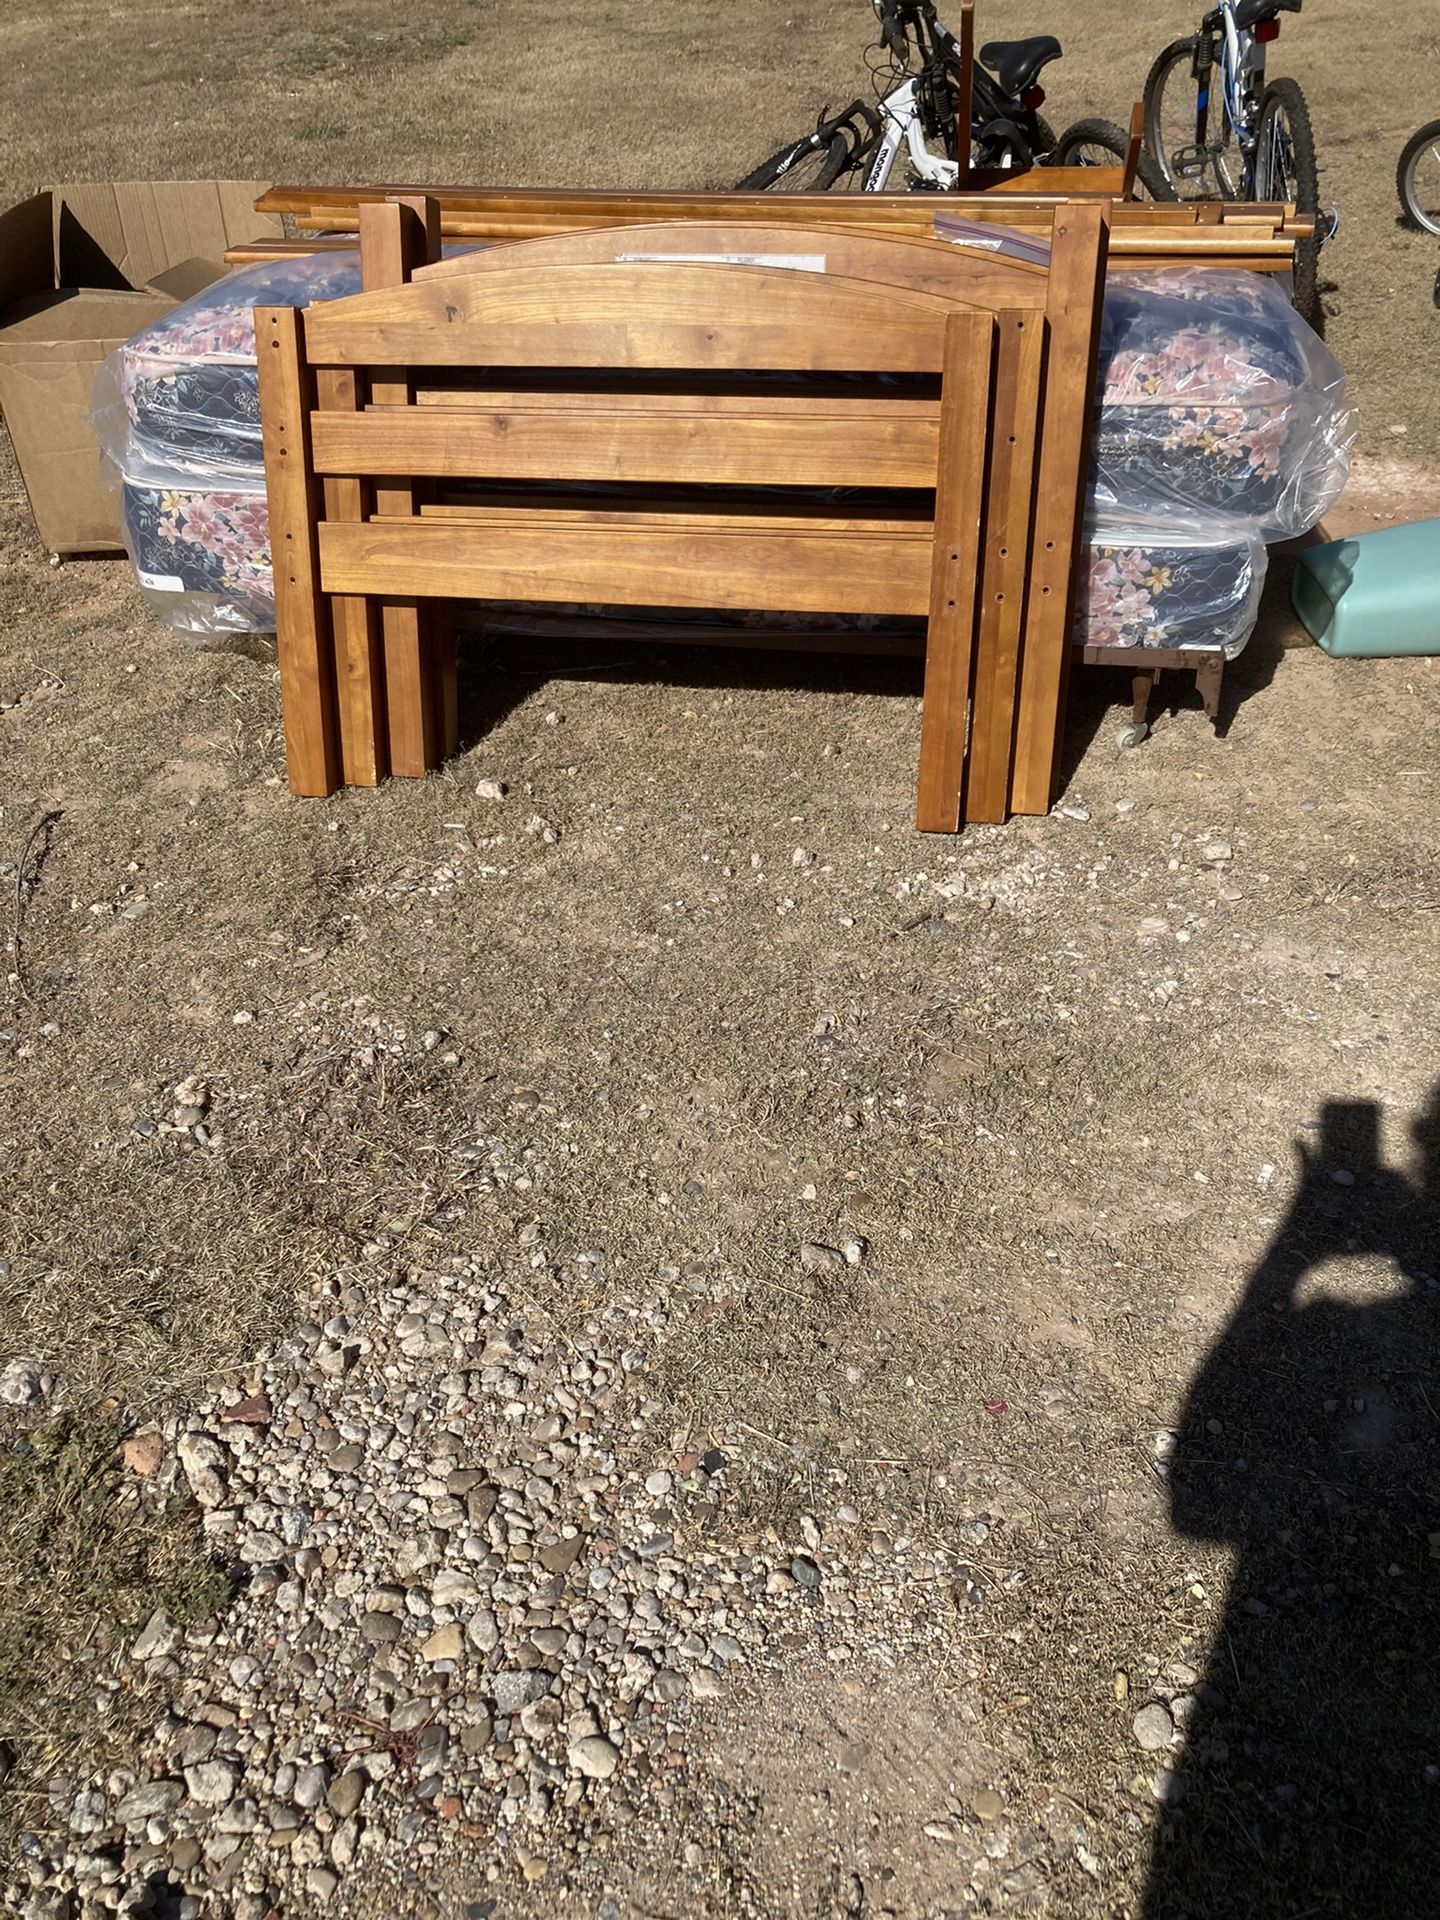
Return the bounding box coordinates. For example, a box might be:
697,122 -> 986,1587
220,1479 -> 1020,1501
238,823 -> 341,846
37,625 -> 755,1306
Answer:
0,1414 -> 231,1853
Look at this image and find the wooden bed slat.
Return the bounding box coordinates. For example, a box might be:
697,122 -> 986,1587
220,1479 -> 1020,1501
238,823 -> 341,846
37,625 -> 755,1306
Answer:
311,404 -> 941,490
318,519 -> 931,615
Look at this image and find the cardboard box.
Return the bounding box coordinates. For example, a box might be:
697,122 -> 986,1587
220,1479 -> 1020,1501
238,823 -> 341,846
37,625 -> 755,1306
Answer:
0,182 -> 280,555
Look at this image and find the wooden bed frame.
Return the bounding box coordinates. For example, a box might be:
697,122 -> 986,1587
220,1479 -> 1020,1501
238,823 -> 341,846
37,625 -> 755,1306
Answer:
257,196 -> 1109,830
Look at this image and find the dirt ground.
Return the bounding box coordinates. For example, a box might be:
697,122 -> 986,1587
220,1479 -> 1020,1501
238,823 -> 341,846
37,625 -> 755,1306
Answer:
3,2 -> 1440,1916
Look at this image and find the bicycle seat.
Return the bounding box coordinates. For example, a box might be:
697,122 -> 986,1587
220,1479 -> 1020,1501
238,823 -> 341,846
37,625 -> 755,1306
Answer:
977,34 -> 1062,97
1233,0 -> 1301,28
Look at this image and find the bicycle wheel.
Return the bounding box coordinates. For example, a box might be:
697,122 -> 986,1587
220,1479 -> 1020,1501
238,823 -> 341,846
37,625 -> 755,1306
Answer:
736,132 -> 853,193
1143,35 -> 1244,199
1255,77 -> 1321,324
1051,118 -> 1177,201
1397,118 -> 1440,236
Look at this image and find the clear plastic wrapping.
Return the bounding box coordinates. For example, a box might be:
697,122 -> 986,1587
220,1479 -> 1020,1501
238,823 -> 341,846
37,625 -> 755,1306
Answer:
934,226 -> 1353,540
1075,519 -> 1267,659
1091,267 -> 1354,538
115,473 -> 274,637
95,242 -> 1335,657
92,253 -> 363,486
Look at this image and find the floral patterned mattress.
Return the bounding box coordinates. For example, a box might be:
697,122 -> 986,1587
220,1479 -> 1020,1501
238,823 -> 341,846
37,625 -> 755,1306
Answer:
1074,524 -> 1266,659
1090,268 -> 1352,538
97,256 -> 1351,538
119,473 -> 1264,659
100,247 -> 1330,652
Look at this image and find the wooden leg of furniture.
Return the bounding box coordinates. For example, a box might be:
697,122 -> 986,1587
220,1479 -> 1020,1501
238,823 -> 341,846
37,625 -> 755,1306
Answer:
1195,655 -> 1224,727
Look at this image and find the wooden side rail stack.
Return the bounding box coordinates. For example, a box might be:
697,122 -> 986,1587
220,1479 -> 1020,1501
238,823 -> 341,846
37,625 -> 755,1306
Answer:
242,183 -> 1310,275
257,196 -> 1110,830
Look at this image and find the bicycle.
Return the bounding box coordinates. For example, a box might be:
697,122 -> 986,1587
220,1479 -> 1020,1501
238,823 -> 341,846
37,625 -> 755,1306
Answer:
1397,118 -> 1440,237
737,0 -> 1174,199
1142,0 -> 1323,320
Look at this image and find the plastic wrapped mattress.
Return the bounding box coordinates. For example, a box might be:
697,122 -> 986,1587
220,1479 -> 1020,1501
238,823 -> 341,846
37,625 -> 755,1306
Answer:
1074,522 -> 1267,659
118,476 -> 272,636
1090,267 -> 1352,538
92,254 -> 364,484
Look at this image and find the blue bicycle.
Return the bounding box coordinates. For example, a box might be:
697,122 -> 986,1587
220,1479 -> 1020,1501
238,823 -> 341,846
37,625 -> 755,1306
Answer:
1143,0 -> 1321,321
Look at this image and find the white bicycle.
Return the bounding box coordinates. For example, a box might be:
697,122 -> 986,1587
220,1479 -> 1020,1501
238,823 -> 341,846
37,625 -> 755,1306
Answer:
1143,0 -> 1324,318
738,0 -> 1172,198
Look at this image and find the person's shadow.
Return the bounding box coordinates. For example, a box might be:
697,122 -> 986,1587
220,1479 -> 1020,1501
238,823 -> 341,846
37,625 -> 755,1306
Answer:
1145,1089 -> 1440,1920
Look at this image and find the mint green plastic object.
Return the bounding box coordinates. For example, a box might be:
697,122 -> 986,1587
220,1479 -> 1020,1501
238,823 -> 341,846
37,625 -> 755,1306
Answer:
1291,518 -> 1440,657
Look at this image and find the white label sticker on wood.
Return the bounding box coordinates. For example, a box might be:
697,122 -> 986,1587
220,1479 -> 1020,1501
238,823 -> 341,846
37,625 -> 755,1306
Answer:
616,252 -> 827,272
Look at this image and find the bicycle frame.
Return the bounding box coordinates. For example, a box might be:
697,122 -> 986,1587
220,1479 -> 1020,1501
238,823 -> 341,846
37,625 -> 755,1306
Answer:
1197,2 -> 1270,191
865,79 -> 960,188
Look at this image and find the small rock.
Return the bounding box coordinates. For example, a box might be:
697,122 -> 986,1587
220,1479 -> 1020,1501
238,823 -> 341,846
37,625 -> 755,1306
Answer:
799,1243 -> 845,1276
1202,839 -> 1233,863
121,1431 -> 164,1476
177,1432 -> 229,1508
1132,1704 -> 1174,1752
475,778 -> 507,801
116,1780 -> 184,1826
791,1555 -> 822,1587
132,1609 -> 180,1662
219,1394 -> 271,1427
327,1770 -> 367,1819
493,1670 -> 550,1714
361,1612 -> 401,1646
420,1624 -> 464,1663
0,1357 -> 44,1409
537,1535 -> 585,1576
971,1790 -> 1004,1822
569,1735 -> 620,1780
1057,802 -> 1090,822
294,1764 -> 329,1810
431,1568 -> 479,1608
690,1668 -> 722,1701
184,1760 -> 239,1807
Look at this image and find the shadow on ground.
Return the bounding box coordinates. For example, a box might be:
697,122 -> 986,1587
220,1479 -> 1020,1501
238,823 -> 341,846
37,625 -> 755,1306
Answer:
1146,1087 -> 1440,1920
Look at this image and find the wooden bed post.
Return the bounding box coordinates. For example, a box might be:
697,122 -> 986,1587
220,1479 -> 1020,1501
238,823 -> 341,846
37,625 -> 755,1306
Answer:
1009,201 -> 1110,817
1122,101 -> 1145,199
962,308 -> 1046,825
916,308 -> 993,833
255,305 -> 340,797
358,195 -> 451,778
953,1 -> 975,192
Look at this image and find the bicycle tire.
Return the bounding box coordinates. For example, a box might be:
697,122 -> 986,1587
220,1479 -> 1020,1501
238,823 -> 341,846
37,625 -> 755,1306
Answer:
1051,117 -> 1177,201
1143,35 -> 1242,199
1397,117 -> 1440,237
1255,77 -> 1321,325
736,133 -> 852,193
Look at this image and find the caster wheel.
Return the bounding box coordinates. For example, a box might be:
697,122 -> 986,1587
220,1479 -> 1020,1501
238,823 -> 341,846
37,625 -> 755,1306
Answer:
1116,722 -> 1149,750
